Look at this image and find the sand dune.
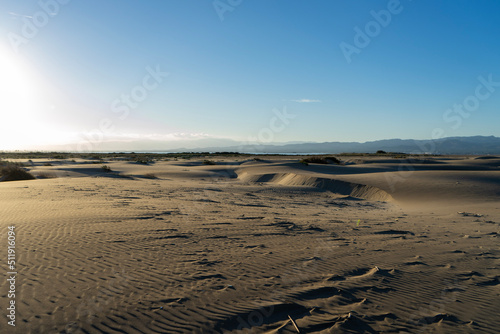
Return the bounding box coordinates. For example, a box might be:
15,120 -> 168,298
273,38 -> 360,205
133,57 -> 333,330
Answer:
1,155 -> 499,333
237,171 -> 393,202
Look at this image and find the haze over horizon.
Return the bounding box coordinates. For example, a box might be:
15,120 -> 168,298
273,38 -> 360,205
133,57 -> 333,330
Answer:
1,0 -> 500,151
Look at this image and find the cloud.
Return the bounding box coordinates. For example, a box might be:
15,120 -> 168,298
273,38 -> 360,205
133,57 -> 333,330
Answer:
79,132 -> 213,142
292,99 -> 321,103
8,12 -> 33,19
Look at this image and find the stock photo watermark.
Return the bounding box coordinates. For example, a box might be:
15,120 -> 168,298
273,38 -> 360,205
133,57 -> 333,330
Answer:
407,278 -> 466,333
7,0 -> 71,54
177,106 -> 296,221
235,239 -> 336,330
63,267 -> 133,333
441,74 -> 500,131
239,106 -> 296,151
385,73 -> 499,191
76,65 -> 168,152
213,0 -> 243,21
6,226 -> 17,327
340,0 -> 409,64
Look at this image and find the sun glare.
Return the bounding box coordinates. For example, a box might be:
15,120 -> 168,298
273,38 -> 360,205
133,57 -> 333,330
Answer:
0,45 -> 48,150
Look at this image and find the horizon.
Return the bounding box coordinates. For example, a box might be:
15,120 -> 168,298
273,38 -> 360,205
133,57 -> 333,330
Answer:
1,135 -> 498,155
1,1 -> 500,151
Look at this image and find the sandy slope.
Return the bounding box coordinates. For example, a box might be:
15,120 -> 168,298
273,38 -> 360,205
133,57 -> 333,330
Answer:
1,156 -> 499,333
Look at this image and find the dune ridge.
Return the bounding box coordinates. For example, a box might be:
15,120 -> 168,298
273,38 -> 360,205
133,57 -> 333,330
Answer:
237,171 -> 394,202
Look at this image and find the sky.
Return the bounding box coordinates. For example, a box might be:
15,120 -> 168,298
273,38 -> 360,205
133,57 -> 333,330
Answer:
1,0 -> 499,151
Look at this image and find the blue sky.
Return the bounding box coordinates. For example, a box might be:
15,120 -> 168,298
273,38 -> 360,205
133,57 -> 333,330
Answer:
1,0 -> 499,150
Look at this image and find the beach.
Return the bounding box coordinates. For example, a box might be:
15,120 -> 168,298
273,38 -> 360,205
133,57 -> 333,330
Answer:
1,154 -> 499,333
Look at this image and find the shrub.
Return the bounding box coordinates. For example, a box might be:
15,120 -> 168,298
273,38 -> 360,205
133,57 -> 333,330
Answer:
135,158 -> 152,165
143,173 -> 157,179
35,173 -> 57,179
0,164 -> 35,182
101,165 -> 112,172
376,150 -> 387,154
203,160 -> 216,165
300,156 -> 341,165
324,156 -> 341,164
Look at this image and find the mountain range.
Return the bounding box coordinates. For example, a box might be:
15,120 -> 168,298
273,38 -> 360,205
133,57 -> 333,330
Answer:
166,135 -> 500,155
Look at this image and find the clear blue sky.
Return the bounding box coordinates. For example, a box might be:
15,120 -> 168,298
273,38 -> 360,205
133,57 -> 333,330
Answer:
1,0 -> 499,150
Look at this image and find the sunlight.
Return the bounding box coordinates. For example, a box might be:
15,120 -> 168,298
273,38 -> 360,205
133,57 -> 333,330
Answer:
0,45 -> 47,150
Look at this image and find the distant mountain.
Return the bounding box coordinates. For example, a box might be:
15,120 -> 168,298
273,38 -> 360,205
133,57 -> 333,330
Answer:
32,135 -> 500,155
170,136 -> 500,155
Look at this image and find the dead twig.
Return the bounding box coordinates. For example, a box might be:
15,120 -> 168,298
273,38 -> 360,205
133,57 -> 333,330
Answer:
288,315 -> 301,333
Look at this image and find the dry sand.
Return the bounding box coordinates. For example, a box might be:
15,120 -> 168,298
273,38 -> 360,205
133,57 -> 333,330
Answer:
1,155 -> 499,333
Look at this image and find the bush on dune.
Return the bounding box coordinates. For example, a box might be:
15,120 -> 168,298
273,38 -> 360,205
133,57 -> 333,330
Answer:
0,163 -> 35,181
35,172 -> 57,179
299,156 -> 341,165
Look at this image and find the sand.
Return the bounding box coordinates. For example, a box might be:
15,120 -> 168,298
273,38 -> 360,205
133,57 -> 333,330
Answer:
1,155 -> 499,333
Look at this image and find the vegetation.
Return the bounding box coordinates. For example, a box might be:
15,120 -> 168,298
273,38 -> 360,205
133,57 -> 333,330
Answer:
299,156 -> 341,165
35,173 -> 57,179
135,158 -> 152,164
0,151 -> 439,164
0,151 -> 252,161
101,165 -> 112,172
203,160 -> 216,165
0,162 -> 35,181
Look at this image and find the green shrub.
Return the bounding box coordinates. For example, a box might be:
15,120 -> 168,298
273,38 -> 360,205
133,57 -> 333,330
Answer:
203,160 -> 216,165
101,165 -> 112,172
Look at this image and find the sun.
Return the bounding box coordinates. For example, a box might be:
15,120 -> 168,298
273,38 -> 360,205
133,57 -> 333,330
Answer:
0,44 -> 47,150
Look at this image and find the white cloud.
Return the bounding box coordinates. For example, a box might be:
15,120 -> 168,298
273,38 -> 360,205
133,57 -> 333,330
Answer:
8,12 -> 33,19
74,132 -> 213,143
292,99 -> 321,103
